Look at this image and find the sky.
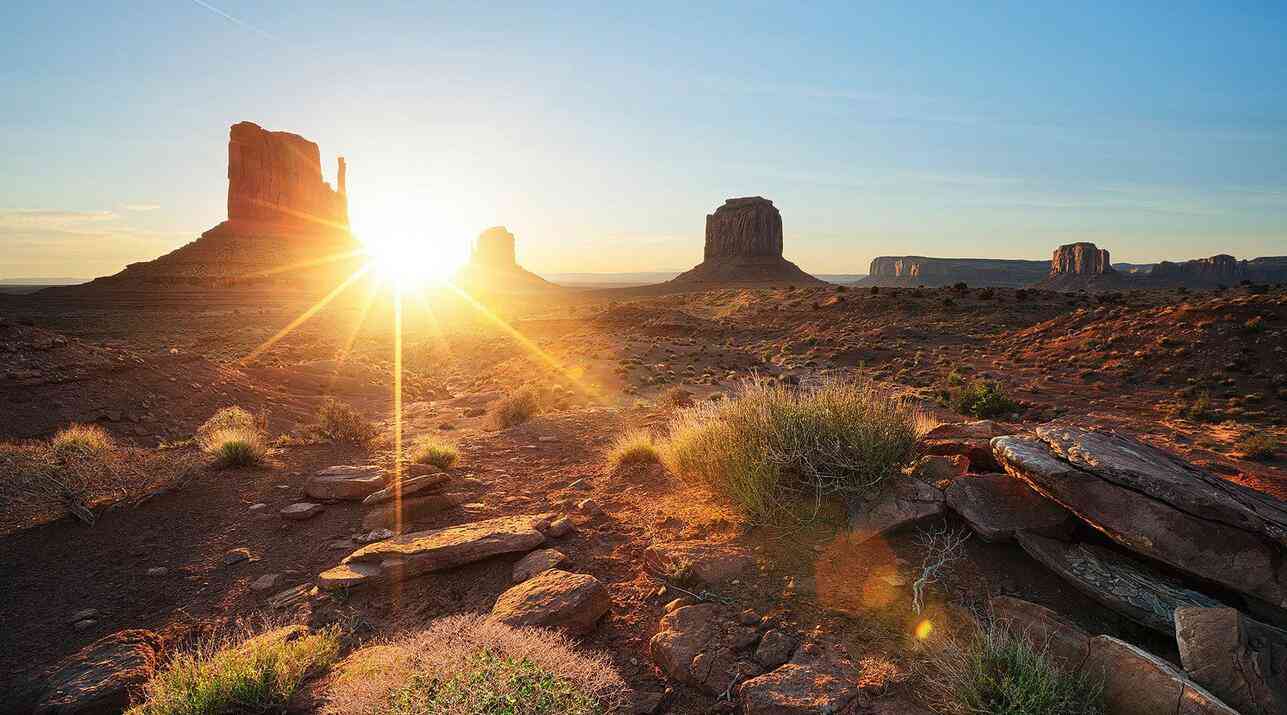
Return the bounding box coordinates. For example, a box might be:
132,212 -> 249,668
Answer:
2,1 -> 1285,280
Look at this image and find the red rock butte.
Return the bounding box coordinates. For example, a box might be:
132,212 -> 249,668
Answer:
455,226 -> 553,293
671,197 -> 822,285
65,122 -> 363,292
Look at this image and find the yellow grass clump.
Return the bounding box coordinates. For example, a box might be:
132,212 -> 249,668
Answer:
606,430 -> 661,471
410,436 -> 460,469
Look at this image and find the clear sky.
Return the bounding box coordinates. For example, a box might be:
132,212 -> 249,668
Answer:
2,1 -> 1284,279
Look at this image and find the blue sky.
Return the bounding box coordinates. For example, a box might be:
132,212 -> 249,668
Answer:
2,1 -> 1284,278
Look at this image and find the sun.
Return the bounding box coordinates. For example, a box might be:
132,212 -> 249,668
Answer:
350,194 -> 471,286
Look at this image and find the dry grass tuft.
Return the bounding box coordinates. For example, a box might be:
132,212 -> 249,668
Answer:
314,398 -> 379,444
410,436 -> 459,469
606,430 -> 661,471
916,617 -> 1104,715
196,407 -> 267,468
660,376 -> 922,523
1235,432 -> 1279,461
0,433 -> 195,533
490,386 -> 541,429
128,624 -> 341,715
324,613 -> 624,715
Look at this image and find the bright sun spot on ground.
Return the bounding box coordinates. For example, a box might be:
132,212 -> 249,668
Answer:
351,194 -> 471,286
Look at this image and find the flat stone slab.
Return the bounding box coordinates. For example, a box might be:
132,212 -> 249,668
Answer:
846,476 -> 944,544
361,472 -> 449,504
512,548 -> 567,582
31,629 -> 163,715
280,502 -> 323,520
995,422 -> 1287,608
1017,532 -> 1225,636
945,472 -> 1074,542
490,569 -> 610,635
306,465 -> 385,500
1085,635 -> 1239,715
318,514 -> 549,589
360,492 -> 471,531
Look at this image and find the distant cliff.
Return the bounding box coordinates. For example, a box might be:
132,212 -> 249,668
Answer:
1150,254 -> 1287,286
859,256 -> 1048,287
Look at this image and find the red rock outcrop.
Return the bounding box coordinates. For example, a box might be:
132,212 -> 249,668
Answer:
227,121 -> 348,229
671,197 -> 822,284
471,226 -> 517,268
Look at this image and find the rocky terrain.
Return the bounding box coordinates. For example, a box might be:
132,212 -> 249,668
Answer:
2,275 -> 1284,714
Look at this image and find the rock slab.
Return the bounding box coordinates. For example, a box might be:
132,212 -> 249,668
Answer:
945,472 -> 1073,542
32,629 -> 162,715
847,476 -> 944,544
1175,607 -> 1287,715
1084,635 -> 1238,715
735,642 -> 860,715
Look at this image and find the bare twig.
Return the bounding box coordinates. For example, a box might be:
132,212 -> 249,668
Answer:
912,523 -> 971,613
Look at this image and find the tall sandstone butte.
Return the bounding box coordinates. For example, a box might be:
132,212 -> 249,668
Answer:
471,226 -> 517,269
227,121 -> 348,229
1051,242 -> 1113,276
672,197 -> 821,284
63,122 -> 361,291
456,226 -> 552,292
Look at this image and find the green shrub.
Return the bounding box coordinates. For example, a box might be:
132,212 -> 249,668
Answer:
315,399 -> 379,444
410,437 -> 459,469
196,407 -> 267,468
491,387 -> 541,428
660,377 -> 921,522
128,625 -> 341,715
918,619 -> 1104,715
1174,391 -> 1216,422
942,379 -> 1018,419
49,423 -> 113,459
606,430 -> 661,471
324,614 -> 624,715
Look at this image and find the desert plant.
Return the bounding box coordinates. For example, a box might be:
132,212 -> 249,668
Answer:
491,386 -> 541,428
660,377 -> 921,522
324,614 -> 624,715
49,423 -> 114,459
128,624 -> 341,715
943,379 -> 1019,419
911,524 -> 971,613
1235,433 -> 1278,460
196,407 -> 267,468
410,436 -> 459,469
606,430 -> 661,471
314,398 -> 379,444
663,386 -> 694,408
1245,315 -> 1266,333
917,618 -> 1104,715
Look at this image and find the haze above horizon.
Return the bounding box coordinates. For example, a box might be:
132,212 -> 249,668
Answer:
2,1 -> 1284,280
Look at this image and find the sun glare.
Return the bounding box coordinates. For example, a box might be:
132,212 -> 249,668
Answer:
352,195 -> 471,285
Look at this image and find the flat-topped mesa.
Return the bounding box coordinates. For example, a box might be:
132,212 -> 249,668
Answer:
671,197 -> 822,284
227,121 -> 348,230
704,197 -> 783,259
1051,242 -> 1113,276
862,256 -> 1049,287
471,226 -> 517,269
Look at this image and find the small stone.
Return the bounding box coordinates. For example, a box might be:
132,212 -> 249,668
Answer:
738,609 -> 761,626
755,630 -> 796,668
664,597 -> 695,613
280,502 -> 323,520
146,567 -> 168,577
223,548 -> 251,566
73,619 -> 97,632
248,503 -> 267,511
546,516 -> 574,537
69,608 -> 99,623
512,548 -> 568,583
250,573 -> 281,592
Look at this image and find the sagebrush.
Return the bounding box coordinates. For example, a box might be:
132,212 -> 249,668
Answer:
660,377 -> 921,522
410,436 -> 459,469
315,398 -> 379,444
324,613 -> 624,714
605,430 -> 661,471
491,387 -> 541,428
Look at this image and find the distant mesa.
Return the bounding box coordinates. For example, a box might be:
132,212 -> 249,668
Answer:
860,256 -> 1048,288
57,122 -> 362,293
1038,242 -> 1134,291
454,226 -> 553,293
1149,254 -> 1287,287
670,197 -> 822,285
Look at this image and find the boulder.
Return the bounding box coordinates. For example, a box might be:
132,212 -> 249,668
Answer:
735,642 -> 860,715
306,465 -> 385,500
754,629 -> 797,669
1175,607 -> 1287,715
989,596 -> 1091,670
32,629 -> 163,715
945,473 -> 1074,542
512,548 -> 567,583
318,514 -> 548,589
1084,635 -> 1238,715
648,603 -> 763,695
994,423 -> 1287,609
643,542 -> 754,586
1016,532 -> 1225,636
490,569 -> 610,635
847,476 -> 944,544
907,454 -> 969,484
